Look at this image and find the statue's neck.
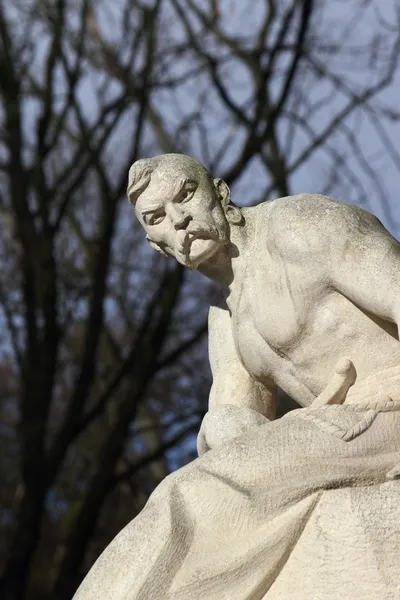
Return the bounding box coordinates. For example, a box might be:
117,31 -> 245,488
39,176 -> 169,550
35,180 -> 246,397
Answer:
196,246 -> 234,287
197,211 -> 253,290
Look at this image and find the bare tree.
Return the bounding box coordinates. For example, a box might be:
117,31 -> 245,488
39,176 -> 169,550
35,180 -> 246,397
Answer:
0,0 -> 399,598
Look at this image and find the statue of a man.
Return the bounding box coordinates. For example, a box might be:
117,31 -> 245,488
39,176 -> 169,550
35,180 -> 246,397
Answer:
128,154 -> 400,437
75,154 -> 400,600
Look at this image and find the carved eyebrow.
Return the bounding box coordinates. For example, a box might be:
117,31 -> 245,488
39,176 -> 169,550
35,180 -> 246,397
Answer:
141,178 -> 197,216
183,178 -> 197,189
173,177 -> 197,199
141,204 -> 164,216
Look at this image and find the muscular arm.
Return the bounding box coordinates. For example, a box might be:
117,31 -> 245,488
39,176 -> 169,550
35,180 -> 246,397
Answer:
327,207 -> 400,333
197,297 -> 276,455
208,296 -> 276,420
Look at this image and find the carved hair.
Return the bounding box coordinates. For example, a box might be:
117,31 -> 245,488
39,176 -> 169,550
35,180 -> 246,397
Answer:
127,158 -> 157,206
127,154 -> 215,207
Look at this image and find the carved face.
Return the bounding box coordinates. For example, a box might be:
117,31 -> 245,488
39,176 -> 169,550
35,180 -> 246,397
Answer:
134,168 -> 230,269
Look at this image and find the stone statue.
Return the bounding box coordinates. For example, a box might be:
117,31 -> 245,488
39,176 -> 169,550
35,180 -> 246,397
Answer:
74,154 -> 400,600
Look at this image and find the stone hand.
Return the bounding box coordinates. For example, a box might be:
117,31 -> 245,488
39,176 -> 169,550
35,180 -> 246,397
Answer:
312,357 -> 356,408
197,404 -> 269,456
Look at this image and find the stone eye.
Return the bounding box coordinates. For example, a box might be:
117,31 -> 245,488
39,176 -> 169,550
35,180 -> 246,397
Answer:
145,212 -> 165,226
179,185 -> 196,203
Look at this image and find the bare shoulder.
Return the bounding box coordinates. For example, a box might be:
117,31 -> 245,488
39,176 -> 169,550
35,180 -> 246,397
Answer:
266,192 -> 382,234
258,193 -> 385,259
208,290 -> 230,329
208,291 -> 256,374
208,290 -> 235,367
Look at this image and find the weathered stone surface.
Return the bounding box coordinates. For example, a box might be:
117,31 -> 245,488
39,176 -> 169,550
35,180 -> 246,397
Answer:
74,154 -> 400,599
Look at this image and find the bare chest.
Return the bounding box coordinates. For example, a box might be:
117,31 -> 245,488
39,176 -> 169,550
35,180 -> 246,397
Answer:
231,264 -> 309,362
229,263 -> 341,400
230,261 -> 400,404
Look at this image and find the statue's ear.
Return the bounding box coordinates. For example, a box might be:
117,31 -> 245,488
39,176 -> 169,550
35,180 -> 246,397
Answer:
146,235 -> 168,257
213,178 -> 242,225
213,178 -> 231,206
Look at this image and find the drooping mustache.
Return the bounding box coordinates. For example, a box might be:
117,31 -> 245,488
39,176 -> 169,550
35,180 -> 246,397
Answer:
175,221 -> 227,257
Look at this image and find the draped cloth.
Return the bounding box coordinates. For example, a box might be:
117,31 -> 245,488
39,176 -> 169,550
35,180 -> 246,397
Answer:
74,397 -> 400,600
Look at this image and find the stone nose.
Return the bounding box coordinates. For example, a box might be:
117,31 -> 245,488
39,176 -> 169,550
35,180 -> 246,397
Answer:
168,204 -> 192,230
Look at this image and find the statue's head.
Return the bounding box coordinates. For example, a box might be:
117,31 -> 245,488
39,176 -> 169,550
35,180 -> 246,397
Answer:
127,153 -> 242,269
